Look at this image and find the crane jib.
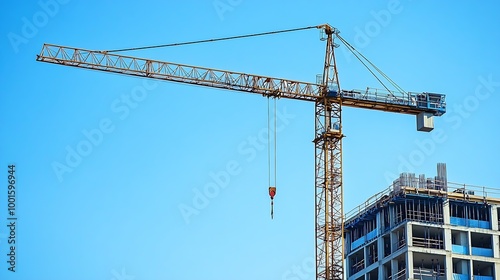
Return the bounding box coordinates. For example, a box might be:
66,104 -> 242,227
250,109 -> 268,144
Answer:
36,44 -> 446,120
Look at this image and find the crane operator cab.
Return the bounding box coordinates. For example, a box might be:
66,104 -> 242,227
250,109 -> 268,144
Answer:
316,74 -> 339,97
326,84 -> 339,97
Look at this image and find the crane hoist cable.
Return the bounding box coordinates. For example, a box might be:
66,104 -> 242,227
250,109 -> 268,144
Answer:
104,25 -> 319,53
102,25 -> 316,220
268,97 -> 277,219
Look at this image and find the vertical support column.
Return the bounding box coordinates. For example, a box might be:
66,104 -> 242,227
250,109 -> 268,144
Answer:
390,230 -> 398,253
344,231 -> 351,256
469,259 -> 474,280
406,223 -> 413,247
389,205 -> 394,228
314,24 -> 343,280
491,205 -> 498,231
376,211 -> 382,236
493,235 -> 499,259
377,260 -> 384,280
444,199 -> 452,254
377,233 -> 384,279
495,262 -> 500,280
363,243 -> 368,274
390,259 -> 398,279
444,228 -> 452,252
445,252 -> 453,279
377,236 -> 384,263
406,250 -> 414,279
443,199 -> 450,225
467,231 -> 472,256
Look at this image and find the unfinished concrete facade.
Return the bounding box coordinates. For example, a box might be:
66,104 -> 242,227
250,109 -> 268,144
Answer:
344,164 -> 500,280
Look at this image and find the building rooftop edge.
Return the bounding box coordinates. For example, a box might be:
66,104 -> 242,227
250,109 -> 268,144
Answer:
345,180 -> 500,224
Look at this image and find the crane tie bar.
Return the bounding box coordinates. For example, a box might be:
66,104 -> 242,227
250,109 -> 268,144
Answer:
104,25 -> 319,53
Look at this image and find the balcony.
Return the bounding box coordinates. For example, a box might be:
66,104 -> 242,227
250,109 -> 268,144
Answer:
394,237 -> 406,251
413,268 -> 446,280
471,247 -> 494,257
412,236 -> 444,250
351,236 -> 365,251
453,274 -> 469,280
350,228 -> 377,251
366,228 -> 377,241
450,217 -> 490,229
388,269 -> 406,280
451,244 -> 469,255
468,219 -> 491,229
473,276 -> 494,280
351,259 -> 364,275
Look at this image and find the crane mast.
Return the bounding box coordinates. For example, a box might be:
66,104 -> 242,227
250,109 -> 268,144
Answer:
36,24 -> 446,280
315,25 -> 343,280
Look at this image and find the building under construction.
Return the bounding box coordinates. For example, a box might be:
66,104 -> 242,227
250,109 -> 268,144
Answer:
344,163 -> 500,280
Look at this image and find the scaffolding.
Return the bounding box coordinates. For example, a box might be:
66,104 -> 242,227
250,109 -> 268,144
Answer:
394,198 -> 444,224
345,163 -> 500,227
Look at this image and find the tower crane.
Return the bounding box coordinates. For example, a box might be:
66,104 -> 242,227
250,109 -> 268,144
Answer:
36,24 -> 446,280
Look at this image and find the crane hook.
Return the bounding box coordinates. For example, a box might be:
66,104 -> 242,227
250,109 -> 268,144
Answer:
269,186 -> 276,219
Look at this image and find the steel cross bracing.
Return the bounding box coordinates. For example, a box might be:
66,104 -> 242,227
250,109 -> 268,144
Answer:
36,24 -> 446,280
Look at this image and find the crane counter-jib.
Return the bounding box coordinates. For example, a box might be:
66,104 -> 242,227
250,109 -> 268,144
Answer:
36,43 -> 446,119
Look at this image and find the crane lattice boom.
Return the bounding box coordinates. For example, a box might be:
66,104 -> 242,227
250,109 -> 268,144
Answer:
36,44 -> 445,117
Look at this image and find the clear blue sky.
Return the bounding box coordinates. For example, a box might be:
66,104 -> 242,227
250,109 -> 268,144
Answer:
1,1 -> 499,280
